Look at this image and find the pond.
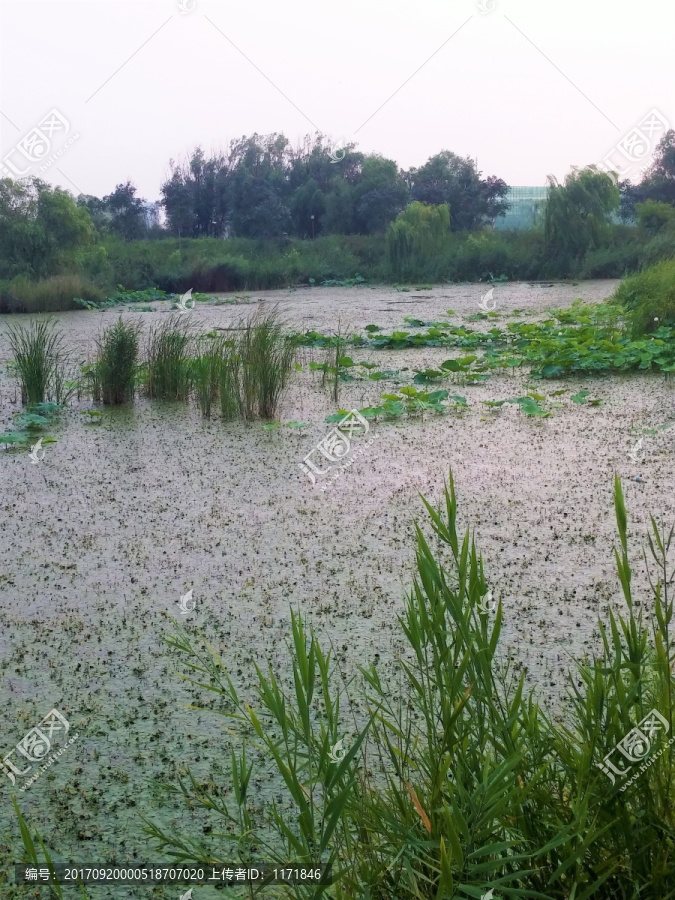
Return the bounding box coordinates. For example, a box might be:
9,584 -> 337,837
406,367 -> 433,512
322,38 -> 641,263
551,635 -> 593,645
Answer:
1,279 -> 673,897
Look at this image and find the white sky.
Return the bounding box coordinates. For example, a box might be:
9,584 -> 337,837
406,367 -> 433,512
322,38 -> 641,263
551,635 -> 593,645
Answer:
0,0 -> 673,202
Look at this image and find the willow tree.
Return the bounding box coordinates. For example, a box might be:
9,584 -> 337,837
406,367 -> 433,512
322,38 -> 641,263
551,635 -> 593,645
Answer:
386,201 -> 450,280
544,166 -> 619,274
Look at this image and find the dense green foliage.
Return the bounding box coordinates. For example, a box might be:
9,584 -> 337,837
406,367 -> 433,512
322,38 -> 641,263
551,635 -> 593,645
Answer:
156,137 -> 501,241
0,218 -> 670,312
0,178 -> 94,280
410,150 -> 508,230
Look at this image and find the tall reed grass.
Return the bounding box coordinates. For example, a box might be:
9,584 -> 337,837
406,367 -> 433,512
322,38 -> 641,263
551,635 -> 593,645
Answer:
6,319 -> 70,407
219,339 -> 241,421
237,310 -> 296,420
146,316 -> 191,401
152,473 -> 675,898
190,334 -> 225,418
90,318 -> 141,404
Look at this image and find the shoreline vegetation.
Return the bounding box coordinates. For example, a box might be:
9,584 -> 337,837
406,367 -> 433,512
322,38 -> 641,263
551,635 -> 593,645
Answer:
0,227 -> 656,315
1,128 -> 674,315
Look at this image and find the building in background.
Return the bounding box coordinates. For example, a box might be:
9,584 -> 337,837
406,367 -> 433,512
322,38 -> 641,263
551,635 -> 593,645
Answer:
494,186 -> 549,231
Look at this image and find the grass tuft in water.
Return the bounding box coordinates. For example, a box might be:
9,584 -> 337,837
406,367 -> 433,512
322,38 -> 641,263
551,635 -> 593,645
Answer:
190,334 -> 226,418
237,309 -> 296,420
6,319 -> 70,407
146,316 -> 191,401
91,317 -> 141,404
219,339 -> 241,421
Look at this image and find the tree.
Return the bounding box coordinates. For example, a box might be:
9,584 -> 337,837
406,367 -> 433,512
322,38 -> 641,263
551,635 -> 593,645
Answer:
229,174 -> 290,238
102,182 -> 148,240
289,177 -> 326,238
544,166 -> 619,272
0,178 -> 94,279
322,177 -> 357,234
76,194 -> 112,234
161,148 -> 229,238
229,135 -> 293,238
386,201 -> 450,279
409,151 -> 508,231
635,199 -> 675,236
353,156 -> 409,234
637,130 -> 675,206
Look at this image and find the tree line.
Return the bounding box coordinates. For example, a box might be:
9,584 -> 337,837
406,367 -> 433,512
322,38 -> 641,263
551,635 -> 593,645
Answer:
1,130 -> 674,292
76,133 -> 510,240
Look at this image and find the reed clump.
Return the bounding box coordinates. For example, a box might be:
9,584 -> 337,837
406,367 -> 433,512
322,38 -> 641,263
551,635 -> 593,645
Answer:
218,339 -> 241,421
91,317 -> 141,404
190,334 -> 226,418
7,319 -> 70,407
236,310 -> 296,420
146,315 -> 192,401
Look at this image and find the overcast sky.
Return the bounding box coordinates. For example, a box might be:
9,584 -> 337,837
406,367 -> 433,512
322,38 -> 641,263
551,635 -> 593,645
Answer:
1,0 -> 673,202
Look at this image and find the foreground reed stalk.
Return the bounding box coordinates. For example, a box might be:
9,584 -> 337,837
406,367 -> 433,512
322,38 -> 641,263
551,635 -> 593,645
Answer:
219,339 -> 241,421
12,474 -> 675,897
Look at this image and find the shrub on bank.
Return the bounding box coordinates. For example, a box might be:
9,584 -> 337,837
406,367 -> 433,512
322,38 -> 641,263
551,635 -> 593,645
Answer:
0,274 -> 105,313
614,258 -> 675,335
0,224 -> 664,314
